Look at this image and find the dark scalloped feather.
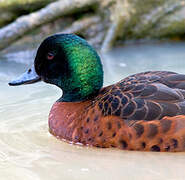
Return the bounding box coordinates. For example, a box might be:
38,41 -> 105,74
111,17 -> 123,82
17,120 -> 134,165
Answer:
96,71 -> 185,121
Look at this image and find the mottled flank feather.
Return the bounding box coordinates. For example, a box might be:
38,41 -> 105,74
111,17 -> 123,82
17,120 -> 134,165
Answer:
49,71 -> 185,152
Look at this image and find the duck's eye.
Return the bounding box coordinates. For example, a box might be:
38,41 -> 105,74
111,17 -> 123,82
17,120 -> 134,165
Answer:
47,52 -> 55,60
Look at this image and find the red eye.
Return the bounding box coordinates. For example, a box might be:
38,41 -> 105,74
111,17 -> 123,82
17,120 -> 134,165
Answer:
47,53 -> 54,60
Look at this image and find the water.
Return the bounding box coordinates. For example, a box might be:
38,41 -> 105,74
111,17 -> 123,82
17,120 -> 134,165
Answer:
1,42 -> 185,180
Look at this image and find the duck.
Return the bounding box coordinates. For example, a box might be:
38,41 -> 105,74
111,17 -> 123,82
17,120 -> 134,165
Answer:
9,33 -> 185,152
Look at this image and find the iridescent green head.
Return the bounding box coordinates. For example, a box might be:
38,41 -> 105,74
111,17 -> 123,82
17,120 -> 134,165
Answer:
9,34 -> 104,102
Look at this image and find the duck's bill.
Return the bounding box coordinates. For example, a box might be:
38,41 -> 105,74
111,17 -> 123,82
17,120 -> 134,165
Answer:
8,65 -> 41,86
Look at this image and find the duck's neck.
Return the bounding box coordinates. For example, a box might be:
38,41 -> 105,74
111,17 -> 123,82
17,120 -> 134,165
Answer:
57,40 -> 104,102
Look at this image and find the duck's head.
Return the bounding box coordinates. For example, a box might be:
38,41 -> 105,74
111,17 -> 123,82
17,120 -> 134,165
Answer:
9,34 -> 103,102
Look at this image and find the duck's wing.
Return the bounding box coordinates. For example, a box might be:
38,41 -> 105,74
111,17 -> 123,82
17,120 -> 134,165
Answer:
97,71 -> 185,121
82,71 -> 185,152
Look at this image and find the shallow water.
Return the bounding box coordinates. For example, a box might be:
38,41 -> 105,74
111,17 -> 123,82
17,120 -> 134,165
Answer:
1,42 -> 185,180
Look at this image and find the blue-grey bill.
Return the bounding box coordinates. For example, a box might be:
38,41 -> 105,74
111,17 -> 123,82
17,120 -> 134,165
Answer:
8,65 -> 41,86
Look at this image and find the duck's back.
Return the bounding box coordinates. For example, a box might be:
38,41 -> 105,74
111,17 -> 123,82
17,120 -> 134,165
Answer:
97,71 -> 185,122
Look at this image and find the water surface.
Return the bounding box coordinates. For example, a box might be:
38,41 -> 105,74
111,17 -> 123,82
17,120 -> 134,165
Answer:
1,42 -> 185,180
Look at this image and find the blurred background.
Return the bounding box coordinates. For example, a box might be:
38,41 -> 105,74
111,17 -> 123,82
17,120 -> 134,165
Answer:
0,0 -> 185,52
1,1 -> 185,180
